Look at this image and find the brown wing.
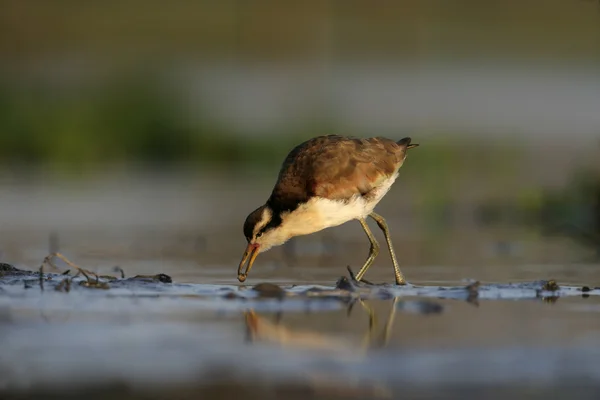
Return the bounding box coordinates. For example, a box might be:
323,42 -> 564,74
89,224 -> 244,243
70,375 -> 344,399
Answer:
267,135 -> 402,211
310,136 -> 402,200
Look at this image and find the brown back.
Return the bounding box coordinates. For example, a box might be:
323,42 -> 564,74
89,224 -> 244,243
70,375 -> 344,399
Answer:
267,135 -> 405,211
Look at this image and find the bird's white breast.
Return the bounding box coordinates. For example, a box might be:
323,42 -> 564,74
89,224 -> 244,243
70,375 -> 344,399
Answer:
282,173 -> 398,238
318,173 -> 397,225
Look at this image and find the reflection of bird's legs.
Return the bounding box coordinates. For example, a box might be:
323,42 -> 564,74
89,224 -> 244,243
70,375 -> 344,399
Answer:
379,297 -> 400,348
357,297 -> 400,350
274,311 -> 283,325
358,299 -> 378,351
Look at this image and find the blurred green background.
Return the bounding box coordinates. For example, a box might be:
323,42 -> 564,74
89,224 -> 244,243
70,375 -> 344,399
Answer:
1,0 -> 600,268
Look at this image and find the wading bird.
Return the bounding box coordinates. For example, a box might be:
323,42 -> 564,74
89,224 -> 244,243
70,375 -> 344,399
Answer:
238,135 -> 418,285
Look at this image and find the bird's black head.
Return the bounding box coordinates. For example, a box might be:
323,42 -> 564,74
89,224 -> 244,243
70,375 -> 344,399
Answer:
238,204 -> 285,283
242,205 -> 284,243
243,205 -> 266,242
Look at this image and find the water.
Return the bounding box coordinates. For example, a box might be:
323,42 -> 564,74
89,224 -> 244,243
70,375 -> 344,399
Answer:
1,175 -> 600,399
1,255 -> 600,399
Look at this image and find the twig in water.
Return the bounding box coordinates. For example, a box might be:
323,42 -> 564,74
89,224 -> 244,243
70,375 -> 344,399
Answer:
113,266 -> 125,279
346,266 -> 374,285
41,252 -> 99,284
38,265 -> 44,292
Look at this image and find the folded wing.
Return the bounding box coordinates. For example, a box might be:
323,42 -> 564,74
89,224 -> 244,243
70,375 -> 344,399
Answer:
268,136 -> 401,210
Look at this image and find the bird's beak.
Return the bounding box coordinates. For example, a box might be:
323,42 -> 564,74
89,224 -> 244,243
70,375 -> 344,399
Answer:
407,143 -> 419,150
237,243 -> 260,282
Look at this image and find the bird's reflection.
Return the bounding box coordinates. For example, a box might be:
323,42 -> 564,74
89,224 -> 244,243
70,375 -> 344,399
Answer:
244,297 -> 417,354
242,296 -> 444,398
243,298 -> 409,398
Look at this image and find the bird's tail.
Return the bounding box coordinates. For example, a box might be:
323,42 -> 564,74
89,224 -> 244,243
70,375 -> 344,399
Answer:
397,137 -> 419,149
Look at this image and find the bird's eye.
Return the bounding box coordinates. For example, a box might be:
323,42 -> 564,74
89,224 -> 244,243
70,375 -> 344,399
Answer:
256,231 -> 263,238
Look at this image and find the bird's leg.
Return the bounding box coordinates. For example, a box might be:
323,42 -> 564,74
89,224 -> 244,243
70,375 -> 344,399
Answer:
355,218 -> 380,282
369,212 -> 406,285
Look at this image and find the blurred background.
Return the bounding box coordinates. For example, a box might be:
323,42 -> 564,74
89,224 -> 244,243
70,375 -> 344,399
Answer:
1,0 -> 600,280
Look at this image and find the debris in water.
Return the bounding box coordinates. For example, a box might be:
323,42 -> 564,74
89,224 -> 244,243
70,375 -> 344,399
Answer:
465,280 -> 480,306
55,277 -> 71,292
113,266 -> 126,279
541,280 -> 560,292
0,263 -> 18,272
335,276 -> 356,292
79,280 -> 110,290
252,283 -> 286,299
40,252 -> 100,285
128,274 -> 173,283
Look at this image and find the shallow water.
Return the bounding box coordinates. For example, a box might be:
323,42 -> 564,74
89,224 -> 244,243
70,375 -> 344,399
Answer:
2,257 -> 600,399
1,176 -> 600,399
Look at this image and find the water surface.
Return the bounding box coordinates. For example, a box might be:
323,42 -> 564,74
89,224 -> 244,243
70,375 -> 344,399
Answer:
1,177 -> 600,399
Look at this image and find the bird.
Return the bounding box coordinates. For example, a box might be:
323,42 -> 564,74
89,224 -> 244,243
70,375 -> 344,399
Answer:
237,135 -> 419,285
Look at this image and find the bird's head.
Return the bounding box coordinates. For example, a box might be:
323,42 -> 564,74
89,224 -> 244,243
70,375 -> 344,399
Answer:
237,205 -> 288,282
